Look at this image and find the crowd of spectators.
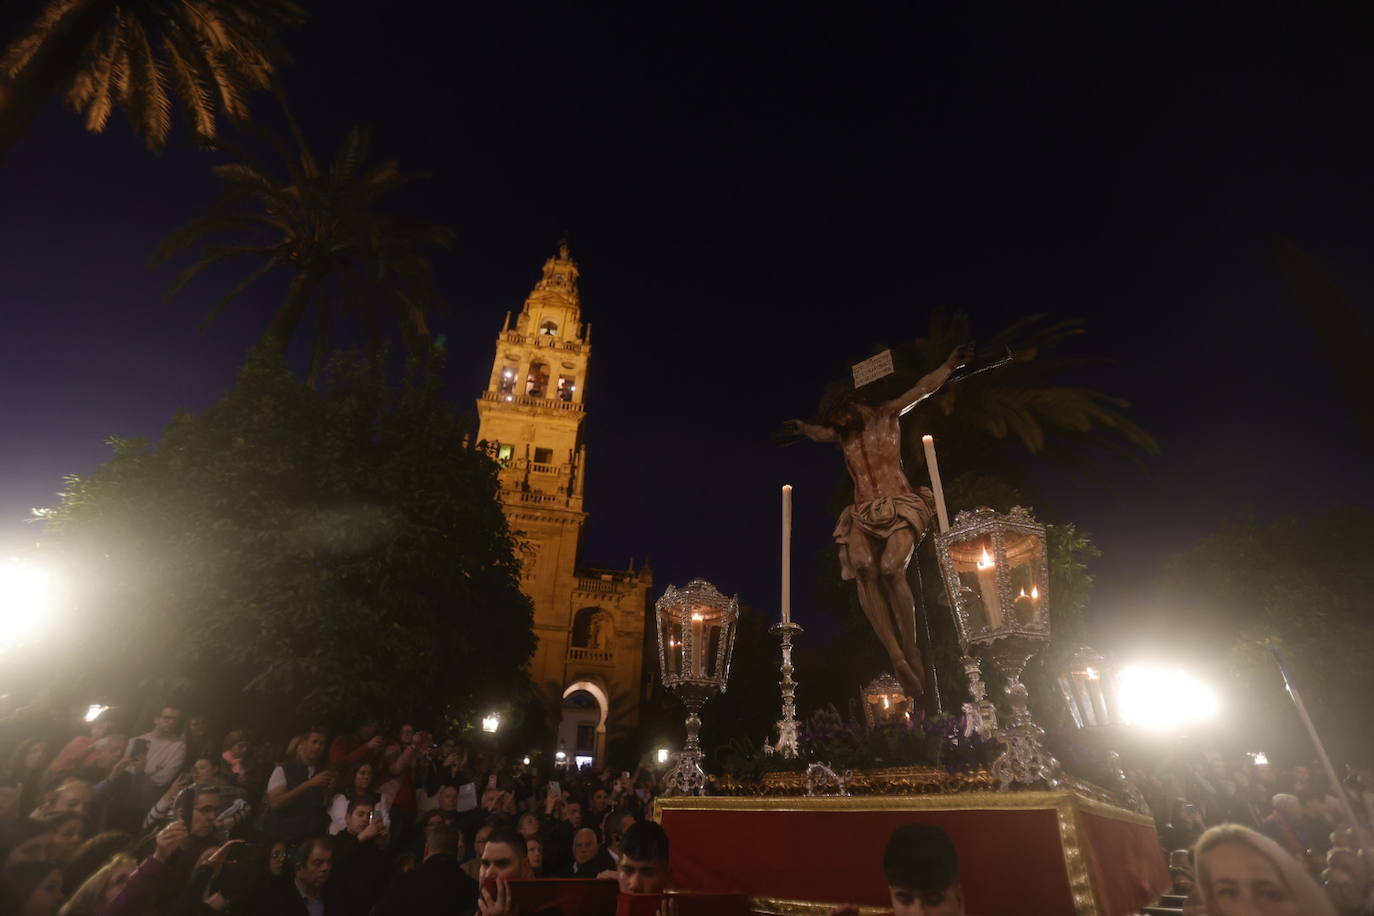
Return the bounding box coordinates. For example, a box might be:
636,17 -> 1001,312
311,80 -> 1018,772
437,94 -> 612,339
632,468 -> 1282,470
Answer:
0,701 -> 668,915
1135,748 -> 1374,914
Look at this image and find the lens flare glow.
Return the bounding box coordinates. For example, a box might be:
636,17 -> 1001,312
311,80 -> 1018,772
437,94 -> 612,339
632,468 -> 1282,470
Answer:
1116,665 -> 1219,730
0,557 -> 59,652
656,747 -> 670,764
84,704 -> 109,723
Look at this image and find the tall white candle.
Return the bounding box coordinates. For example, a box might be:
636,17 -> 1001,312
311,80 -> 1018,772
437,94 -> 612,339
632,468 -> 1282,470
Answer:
782,484 -> 793,625
922,435 -> 951,533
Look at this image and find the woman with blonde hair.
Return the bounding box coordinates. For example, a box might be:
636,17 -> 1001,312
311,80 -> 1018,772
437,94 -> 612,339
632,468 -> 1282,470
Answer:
1194,823 -> 1335,916
56,853 -> 136,916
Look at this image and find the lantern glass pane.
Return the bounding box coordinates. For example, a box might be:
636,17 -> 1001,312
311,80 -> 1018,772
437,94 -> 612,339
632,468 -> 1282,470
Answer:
948,534 -> 1003,629
666,622 -> 683,677
705,625 -> 723,679
1004,530 -> 1044,627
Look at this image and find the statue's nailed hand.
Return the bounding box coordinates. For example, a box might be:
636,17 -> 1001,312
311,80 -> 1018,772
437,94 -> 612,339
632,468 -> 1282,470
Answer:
947,341 -> 975,370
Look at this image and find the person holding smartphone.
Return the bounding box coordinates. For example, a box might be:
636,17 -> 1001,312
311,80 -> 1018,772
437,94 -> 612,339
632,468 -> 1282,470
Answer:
265,728 -> 333,845
326,800 -> 392,916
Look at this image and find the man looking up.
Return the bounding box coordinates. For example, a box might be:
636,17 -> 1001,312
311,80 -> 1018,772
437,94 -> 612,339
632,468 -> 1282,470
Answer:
266,728 -> 333,845
829,823 -> 966,916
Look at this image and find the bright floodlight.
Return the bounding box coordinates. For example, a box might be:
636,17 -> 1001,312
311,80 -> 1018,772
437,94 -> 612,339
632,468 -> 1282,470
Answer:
84,704 -> 109,723
0,557 -> 58,652
481,713 -> 500,734
1116,664 -> 1219,730
522,755 -> 531,766
656,747 -> 670,765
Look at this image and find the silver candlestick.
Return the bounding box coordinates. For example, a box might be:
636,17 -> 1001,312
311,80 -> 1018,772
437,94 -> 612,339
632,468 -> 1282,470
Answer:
770,621 -> 803,758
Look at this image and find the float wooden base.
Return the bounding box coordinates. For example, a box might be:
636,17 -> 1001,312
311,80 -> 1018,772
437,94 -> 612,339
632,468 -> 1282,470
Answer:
654,789 -> 1169,916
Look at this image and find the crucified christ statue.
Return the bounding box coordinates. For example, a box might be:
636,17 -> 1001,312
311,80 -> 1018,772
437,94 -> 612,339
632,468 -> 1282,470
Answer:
783,343 -> 973,701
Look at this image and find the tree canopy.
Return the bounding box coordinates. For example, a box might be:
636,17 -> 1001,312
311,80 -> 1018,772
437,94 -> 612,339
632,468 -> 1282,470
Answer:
37,349 -> 535,730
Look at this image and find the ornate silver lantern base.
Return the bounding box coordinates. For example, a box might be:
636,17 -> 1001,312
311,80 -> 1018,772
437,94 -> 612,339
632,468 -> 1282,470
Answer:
974,637 -> 1061,791
960,655 -> 998,740
770,621 -> 803,758
664,693 -> 709,795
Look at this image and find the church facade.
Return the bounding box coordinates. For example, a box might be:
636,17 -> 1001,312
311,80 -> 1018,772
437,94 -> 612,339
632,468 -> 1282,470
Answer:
474,245 -> 652,766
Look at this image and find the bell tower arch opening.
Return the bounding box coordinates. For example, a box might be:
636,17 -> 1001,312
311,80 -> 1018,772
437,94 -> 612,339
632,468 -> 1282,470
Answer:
559,679 -> 609,768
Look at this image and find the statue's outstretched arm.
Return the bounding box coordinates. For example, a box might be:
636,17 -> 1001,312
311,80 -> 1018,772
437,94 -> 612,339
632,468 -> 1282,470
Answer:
890,342 -> 974,417
781,419 -> 837,443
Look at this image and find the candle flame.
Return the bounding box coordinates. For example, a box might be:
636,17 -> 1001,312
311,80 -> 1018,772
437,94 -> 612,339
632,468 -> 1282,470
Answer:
977,547 -> 995,569
690,612 -> 704,622
1031,586 -> 1039,600
1084,667 -> 1099,680
882,696 -> 890,708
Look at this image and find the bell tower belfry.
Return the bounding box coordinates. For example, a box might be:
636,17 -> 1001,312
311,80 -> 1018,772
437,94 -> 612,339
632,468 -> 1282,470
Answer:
476,244 -> 651,766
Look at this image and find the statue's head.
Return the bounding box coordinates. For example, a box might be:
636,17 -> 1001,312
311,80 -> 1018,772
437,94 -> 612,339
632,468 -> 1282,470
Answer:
816,380 -> 862,430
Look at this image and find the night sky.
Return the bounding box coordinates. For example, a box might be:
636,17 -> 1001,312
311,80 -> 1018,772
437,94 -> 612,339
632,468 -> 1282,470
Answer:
2,3 -> 1372,679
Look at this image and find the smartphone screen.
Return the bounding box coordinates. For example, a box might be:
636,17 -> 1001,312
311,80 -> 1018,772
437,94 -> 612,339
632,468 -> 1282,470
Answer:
487,774 -> 498,790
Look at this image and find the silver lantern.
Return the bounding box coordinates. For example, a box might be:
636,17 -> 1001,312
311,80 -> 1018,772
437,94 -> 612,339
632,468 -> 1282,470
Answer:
655,578 -> 739,795
936,506 -> 1061,790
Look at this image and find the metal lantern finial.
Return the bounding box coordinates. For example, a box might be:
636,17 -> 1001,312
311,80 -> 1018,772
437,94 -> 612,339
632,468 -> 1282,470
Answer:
936,506 -> 1061,790
655,578 -> 739,795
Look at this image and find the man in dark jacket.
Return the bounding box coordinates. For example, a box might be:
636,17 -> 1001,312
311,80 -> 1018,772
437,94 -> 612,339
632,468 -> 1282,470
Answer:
557,827 -> 614,877
380,821 -> 477,916
326,800 -> 392,916
255,836 -> 333,916
265,729 -> 333,846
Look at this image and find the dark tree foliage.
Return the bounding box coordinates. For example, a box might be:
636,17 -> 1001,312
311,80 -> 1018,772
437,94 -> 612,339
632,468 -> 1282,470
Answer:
38,348 -> 535,730
1156,507 -> 1374,759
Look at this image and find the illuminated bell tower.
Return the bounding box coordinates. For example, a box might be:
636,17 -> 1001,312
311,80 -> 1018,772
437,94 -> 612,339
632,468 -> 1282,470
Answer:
476,244 -> 650,764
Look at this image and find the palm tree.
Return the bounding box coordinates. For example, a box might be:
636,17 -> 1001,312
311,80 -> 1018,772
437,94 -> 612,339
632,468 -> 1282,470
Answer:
0,0 -> 304,162
153,117 -> 455,383
889,308 -> 1158,474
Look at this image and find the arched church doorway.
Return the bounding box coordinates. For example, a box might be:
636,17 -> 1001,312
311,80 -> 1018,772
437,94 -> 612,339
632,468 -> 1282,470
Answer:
557,679 -> 608,770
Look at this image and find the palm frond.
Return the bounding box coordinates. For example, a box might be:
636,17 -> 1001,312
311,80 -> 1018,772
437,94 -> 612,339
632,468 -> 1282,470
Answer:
0,0 -> 82,77
123,13 -> 172,150
160,28 -> 215,138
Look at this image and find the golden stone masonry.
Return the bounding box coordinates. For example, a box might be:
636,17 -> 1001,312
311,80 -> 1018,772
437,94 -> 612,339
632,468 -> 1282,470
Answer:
475,244 -> 652,765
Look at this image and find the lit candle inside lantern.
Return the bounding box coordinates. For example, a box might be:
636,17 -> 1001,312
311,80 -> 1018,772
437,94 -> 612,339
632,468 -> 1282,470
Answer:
1012,585 -> 1041,624
975,545 -> 1003,627
781,485 -> 792,625
690,611 -> 705,677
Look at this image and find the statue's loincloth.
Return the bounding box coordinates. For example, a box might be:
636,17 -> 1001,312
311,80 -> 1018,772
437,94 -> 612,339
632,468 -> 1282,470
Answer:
833,489 -> 936,580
